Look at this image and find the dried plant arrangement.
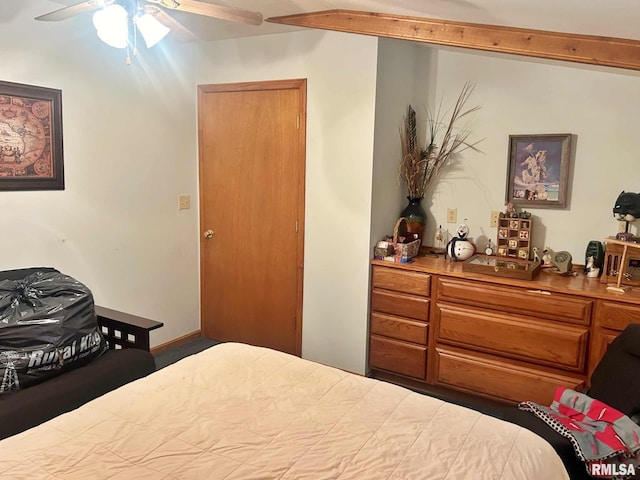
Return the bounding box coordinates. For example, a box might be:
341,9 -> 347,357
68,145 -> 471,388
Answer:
400,82 -> 482,199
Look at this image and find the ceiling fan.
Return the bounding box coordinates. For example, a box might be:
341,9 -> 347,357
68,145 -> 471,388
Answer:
35,0 -> 263,50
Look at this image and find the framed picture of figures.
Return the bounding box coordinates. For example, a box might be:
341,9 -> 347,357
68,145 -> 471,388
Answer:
505,133 -> 572,209
0,80 -> 64,191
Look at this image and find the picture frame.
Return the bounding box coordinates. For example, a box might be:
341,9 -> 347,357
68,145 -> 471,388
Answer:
0,80 -> 64,191
505,133 -> 572,209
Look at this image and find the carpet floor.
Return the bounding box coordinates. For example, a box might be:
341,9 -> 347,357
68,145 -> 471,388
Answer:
153,337 -> 220,370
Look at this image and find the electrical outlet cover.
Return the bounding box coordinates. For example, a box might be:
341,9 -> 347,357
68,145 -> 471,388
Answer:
490,211 -> 500,227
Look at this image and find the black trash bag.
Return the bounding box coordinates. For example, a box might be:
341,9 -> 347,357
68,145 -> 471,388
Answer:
0,271 -> 108,393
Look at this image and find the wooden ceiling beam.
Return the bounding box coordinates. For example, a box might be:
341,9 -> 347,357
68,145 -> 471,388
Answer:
267,9 -> 640,72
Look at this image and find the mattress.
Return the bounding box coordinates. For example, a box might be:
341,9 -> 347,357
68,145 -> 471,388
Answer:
0,342 -> 569,479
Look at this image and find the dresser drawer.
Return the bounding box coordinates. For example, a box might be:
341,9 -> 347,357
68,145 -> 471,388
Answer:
371,312 -> 428,345
436,278 -> 592,326
434,347 -> 585,404
436,304 -> 588,372
596,300 -> 640,331
372,266 -> 430,296
369,335 -> 427,380
371,289 -> 429,321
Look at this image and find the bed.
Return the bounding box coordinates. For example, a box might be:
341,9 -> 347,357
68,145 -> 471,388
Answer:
0,342 -> 568,479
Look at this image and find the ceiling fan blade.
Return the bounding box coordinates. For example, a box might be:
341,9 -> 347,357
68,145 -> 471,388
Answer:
35,0 -> 110,21
147,0 -> 262,26
146,6 -> 199,43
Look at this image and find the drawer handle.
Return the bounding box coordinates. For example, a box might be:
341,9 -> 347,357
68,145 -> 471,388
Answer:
526,289 -> 551,295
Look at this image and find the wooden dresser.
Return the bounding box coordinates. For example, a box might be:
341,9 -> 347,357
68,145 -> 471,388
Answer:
369,256 -> 640,405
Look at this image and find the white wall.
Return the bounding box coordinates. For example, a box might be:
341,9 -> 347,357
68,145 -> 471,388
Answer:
371,39 -> 422,252
422,49 -> 640,261
0,1 -> 200,347
2,5 -> 381,374
371,40 -> 640,264
6,2 -> 640,375
371,40 -> 439,248
195,30 -> 379,374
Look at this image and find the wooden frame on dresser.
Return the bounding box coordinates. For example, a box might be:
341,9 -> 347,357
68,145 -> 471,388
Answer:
369,256 -> 640,406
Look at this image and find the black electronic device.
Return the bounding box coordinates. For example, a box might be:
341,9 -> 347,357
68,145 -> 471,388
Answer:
585,240 -> 605,273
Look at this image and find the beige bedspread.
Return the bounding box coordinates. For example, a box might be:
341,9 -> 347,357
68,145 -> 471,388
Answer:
0,343 -> 568,479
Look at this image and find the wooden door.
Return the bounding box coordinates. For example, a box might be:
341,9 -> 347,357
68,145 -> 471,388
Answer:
197,79 -> 306,356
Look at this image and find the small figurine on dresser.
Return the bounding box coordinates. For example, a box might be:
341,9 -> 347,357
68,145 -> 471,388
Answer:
532,246 -> 541,263
613,191 -> 640,242
586,256 -> 600,278
484,239 -> 494,256
446,220 -> 476,261
435,224 -> 445,252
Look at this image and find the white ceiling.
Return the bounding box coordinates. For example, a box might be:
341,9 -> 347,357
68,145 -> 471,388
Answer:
37,0 -> 640,43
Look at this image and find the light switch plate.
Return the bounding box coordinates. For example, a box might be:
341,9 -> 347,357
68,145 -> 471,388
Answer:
178,194 -> 190,210
447,208 -> 457,223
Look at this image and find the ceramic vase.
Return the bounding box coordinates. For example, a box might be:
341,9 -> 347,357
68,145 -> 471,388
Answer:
400,196 -> 427,244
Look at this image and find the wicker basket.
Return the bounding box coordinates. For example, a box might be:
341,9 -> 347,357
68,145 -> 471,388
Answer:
374,217 -> 421,263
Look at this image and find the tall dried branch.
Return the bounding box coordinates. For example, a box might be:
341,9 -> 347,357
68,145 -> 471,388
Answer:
399,105 -> 426,198
399,82 -> 482,199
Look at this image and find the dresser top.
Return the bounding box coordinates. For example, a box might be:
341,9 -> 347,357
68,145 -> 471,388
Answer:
372,255 -> 640,306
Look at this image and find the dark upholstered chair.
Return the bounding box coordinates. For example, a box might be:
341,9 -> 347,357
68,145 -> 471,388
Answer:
500,323 -> 640,480
588,323 -> 640,423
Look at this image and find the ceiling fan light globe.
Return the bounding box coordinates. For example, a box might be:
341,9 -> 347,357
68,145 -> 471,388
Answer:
93,4 -> 128,49
95,28 -> 128,49
136,13 -> 170,48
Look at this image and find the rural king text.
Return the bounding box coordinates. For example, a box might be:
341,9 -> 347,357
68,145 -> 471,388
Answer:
27,331 -> 102,367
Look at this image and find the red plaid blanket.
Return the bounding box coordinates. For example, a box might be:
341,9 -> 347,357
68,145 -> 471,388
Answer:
519,386 -> 640,478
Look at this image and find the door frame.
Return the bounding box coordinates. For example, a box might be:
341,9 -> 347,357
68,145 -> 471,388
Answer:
197,79 -> 307,356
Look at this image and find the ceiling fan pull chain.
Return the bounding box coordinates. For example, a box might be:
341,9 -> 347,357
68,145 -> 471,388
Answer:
133,15 -> 139,57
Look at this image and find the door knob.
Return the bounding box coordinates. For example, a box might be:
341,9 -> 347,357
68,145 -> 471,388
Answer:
203,229 -> 214,239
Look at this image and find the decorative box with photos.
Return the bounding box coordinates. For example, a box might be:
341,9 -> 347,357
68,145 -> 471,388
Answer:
496,216 -> 532,260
